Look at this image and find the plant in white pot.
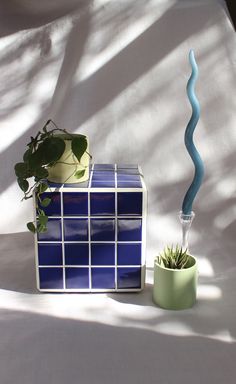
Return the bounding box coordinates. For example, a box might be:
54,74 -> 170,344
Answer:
14,119 -> 91,233
153,245 -> 197,310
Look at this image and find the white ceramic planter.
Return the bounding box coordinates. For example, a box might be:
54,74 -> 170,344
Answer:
47,134 -> 90,184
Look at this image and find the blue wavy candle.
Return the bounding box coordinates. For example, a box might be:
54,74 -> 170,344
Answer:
182,50 -> 204,215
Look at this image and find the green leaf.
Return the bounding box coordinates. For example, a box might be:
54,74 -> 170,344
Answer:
17,178 -> 29,192
40,197 -> 51,207
74,169 -> 86,179
37,224 -> 47,233
23,149 -> 31,162
42,137 -> 65,164
14,162 -> 28,178
38,214 -> 48,226
28,144 -> 45,169
71,136 -> 87,162
35,167 -> 49,179
39,182 -> 48,193
27,222 -> 36,233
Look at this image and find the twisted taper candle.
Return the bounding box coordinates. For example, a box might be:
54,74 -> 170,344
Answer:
182,50 -> 204,215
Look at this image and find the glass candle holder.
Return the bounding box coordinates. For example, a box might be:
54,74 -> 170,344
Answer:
179,211 -> 195,250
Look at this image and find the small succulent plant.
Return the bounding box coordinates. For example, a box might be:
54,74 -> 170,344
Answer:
156,245 -> 190,270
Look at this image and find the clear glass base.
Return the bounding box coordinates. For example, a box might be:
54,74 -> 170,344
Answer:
179,211 -> 195,250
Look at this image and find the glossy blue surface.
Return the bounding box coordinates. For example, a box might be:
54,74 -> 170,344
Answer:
117,267 -> 141,289
38,219 -> 62,241
90,219 -> 115,241
91,243 -> 115,265
117,243 -> 142,265
91,181 -> 115,188
117,181 -> 142,188
37,164 -> 145,291
91,268 -> 115,289
64,219 -> 88,241
90,193 -> 115,216
117,192 -> 142,215
65,243 -> 89,265
39,192 -> 61,216
92,171 -> 115,181
65,268 -> 89,289
63,192 -> 88,216
93,164 -> 115,170
117,164 -> 139,169
38,243 -> 62,266
117,219 -> 142,241
39,267 -> 63,289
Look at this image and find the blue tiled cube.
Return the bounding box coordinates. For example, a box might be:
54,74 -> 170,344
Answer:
35,163 -> 146,292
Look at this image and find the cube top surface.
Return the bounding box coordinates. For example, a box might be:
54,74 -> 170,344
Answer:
45,164 -> 145,191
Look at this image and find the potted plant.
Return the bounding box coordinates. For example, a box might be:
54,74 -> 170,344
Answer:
153,245 -> 197,310
14,119 -> 91,234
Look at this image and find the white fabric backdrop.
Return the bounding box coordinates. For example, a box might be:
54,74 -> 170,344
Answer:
0,1 -> 235,383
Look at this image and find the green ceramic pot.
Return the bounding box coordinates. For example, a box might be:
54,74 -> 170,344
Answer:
153,255 -> 197,310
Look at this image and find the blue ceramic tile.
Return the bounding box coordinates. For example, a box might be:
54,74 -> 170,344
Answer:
90,193 -> 115,216
39,192 -> 61,216
117,243 -> 142,265
64,219 -> 88,241
117,192 -> 142,215
117,169 -> 140,175
91,243 -> 115,265
117,267 -> 141,289
65,268 -> 89,289
92,172 -> 115,181
93,164 -> 115,170
117,164 -> 139,169
63,192 -> 88,216
39,267 -> 63,289
91,181 -> 115,188
117,219 -> 142,241
117,174 -> 140,181
65,243 -> 89,265
117,181 -> 142,188
63,181 -> 89,188
38,219 -> 62,241
91,268 -> 115,289
90,219 -> 115,241
38,243 -> 62,266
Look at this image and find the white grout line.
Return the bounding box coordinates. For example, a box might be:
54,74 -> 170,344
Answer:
60,190 -> 66,290
114,163 -> 118,290
88,164 -> 94,290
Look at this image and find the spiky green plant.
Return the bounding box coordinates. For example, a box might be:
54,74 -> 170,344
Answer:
156,245 -> 190,269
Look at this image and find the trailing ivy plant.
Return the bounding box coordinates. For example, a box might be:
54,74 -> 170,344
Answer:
14,119 -> 91,234
156,245 -> 190,269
